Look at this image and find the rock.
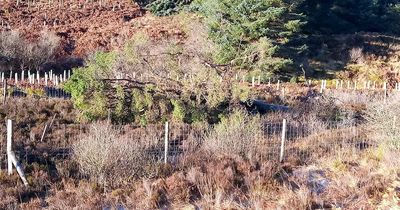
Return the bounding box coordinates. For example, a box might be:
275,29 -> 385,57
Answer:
293,166 -> 329,194
242,99 -> 289,114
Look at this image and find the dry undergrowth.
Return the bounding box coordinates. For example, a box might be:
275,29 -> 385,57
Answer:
1,87 -> 400,209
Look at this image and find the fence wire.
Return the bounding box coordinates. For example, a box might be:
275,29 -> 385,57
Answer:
0,119 -> 375,171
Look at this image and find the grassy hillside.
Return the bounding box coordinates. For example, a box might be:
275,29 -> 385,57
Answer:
0,0 -> 399,209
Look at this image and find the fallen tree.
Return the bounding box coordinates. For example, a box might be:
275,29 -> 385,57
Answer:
64,30 -> 253,124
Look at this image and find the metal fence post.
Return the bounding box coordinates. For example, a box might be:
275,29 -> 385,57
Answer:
164,121 -> 169,164
279,119 -> 287,163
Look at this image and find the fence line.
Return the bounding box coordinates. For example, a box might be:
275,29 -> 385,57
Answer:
1,70 -> 400,91
0,118 -> 375,173
0,69 -> 399,102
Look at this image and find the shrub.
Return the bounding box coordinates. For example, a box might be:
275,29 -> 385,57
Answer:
0,30 -> 59,71
73,122 -> 158,186
203,109 -> 266,160
366,94 -> 400,150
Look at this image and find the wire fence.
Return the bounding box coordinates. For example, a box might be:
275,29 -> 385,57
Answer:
1,71 -> 399,101
0,118 -> 375,172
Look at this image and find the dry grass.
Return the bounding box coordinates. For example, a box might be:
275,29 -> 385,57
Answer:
202,109 -> 266,161
1,83 -> 399,209
73,122 -> 159,187
0,30 -> 59,71
366,94 -> 400,150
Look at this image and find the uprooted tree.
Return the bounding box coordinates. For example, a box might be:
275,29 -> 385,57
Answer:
64,0 -> 306,124
64,30 -> 253,124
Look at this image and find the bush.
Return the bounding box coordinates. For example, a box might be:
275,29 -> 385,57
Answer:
366,94 -> 400,150
0,30 -> 59,71
73,122 -> 158,186
203,109 -> 266,160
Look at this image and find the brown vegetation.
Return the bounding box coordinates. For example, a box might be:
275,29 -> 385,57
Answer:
0,89 -> 399,209
0,1 -> 186,59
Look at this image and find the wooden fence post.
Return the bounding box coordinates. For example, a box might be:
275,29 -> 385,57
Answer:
384,81 -> 387,102
279,119 -> 287,163
277,80 -> 280,90
3,79 -> 7,104
40,124 -> 48,142
164,121 -> 169,164
3,79 -> 7,105
9,151 -> 28,186
14,73 -> 18,86
7,119 -> 12,175
45,73 -> 48,86
320,80 -> 324,93
37,71 -> 40,84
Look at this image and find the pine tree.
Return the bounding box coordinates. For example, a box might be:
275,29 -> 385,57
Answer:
147,0 -> 192,16
195,0 -> 305,74
299,0 -> 400,34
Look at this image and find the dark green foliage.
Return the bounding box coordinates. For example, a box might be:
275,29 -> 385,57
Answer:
146,0 -> 192,16
64,52 -> 116,121
64,31 -> 238,124
194,0 -> 305,75
299,0 -> 400,34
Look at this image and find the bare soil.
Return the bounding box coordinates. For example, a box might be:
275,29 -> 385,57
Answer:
0,1 -> 185,59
